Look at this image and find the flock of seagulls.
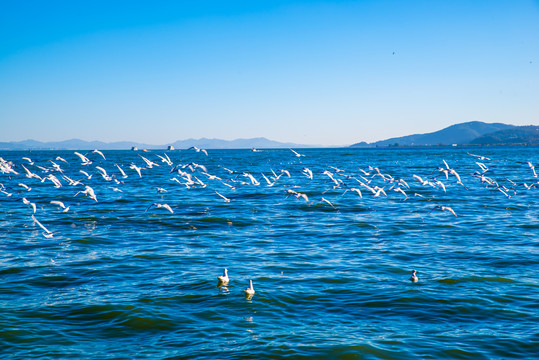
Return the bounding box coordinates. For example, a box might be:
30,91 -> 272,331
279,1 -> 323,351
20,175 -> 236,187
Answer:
1,149 -> 538,239
1,148 -> 537,298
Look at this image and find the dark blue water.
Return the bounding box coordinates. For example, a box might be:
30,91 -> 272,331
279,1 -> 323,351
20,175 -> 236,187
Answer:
1,147 -> 538,359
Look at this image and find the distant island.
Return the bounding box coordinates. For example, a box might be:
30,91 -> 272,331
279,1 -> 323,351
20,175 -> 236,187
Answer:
350,121 -> 539,148
1,121 -> 537,150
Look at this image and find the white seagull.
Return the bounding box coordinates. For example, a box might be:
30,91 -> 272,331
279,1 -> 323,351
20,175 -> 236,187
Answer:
410,269 -> 418,283
215,191 -> 231,203
31,214 -> 53,238
92,149 -> 106,160
22,197 -> 36,213
217,268 -> 229,285
145,203 -> 174,214
50,200 -> 70,213
290,148 -> 305,157
74,151 -> 92,165
244,280 -> 255,298
428,205 -> 457,217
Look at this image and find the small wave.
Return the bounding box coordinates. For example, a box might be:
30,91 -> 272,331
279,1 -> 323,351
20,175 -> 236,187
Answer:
437,276 -> 515,284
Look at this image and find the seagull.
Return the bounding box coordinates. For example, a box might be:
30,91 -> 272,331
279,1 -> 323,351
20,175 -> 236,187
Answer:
302,168 -> 313,180
286,189 -> 309,202
50,200 -> 70,213
428,205 -> 457,217
373,186 -> 387,197
434,180 -> 446,193
115,164 -> 128,178
290,148 -> 305,157
21,165 -> 41,180
130,164 -> 143,178
156,153 -> 173,166
321,197 -> 336,208
22,157 -> 34,165
145,203 -> 174,214
22,197 -> 36,213
261,173 -> 276,186
79,170 -> 92,179
217,268 -> 229,285
18,183 -> 31,191
243,172 -> 260,186
140,155 -> 159,168
393,187 -> 408,198
467,152 -> 491,161
215,191 -> 231,203
410,270 -> 418,283
348,187 -> 363,198
528,162 -> 537,178
244,279 -> 255,298
31,214 -> 53,238
74,151 -> 92,165
75,186 -> 98,202
92,149 -> 106,160
280,169 -> 291,178
188,146 -> 208,156
475,162 -> 489,174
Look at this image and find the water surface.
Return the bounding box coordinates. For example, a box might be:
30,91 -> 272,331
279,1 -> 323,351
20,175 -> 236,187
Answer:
1,147 -> 538,359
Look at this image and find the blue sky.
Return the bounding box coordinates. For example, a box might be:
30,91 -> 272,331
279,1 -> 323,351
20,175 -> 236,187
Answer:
1,0 -> 538,146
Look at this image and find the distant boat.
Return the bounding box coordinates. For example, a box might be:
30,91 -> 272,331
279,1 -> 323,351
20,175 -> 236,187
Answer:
167,145 -> 175,151
131,146 -> 138,151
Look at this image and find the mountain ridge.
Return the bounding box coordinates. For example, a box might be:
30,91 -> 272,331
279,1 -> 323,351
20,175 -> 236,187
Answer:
349,121 -> 533,147
0,137 -> 312,150
1,122 -> 537,150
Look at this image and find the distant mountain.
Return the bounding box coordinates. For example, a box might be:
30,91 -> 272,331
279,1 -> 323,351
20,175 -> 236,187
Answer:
167,137 -> 306,149
350,121 -> 517,147
470,125 -> 539,145
0,137 -> 310,150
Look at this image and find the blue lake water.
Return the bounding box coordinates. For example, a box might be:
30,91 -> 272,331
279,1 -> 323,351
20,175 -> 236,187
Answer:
1,147 -> 538,359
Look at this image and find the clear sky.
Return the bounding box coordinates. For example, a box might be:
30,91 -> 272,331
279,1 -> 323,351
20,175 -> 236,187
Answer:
1,0 -> 538,146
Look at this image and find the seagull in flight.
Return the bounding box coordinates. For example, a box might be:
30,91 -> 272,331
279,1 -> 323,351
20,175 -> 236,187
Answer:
215,191 -> 231,202
74,151 -> 92,165
50,200 -> 70,213
528,162 -> 537,178
31,214 -> 54,238
428,205 -> 457,217
22,197 -> 36,213
467,152 -> 491,161
92,149 -> 106,160
145,203 -> 174,214
290,148 -> 305,157
75,186 -> 98,202
188,146 -> 208,156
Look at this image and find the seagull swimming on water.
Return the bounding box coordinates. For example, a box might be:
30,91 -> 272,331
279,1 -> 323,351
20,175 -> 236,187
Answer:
410,270 -> 418,283
244,280 -> 255,299
217,268 -> 229,285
